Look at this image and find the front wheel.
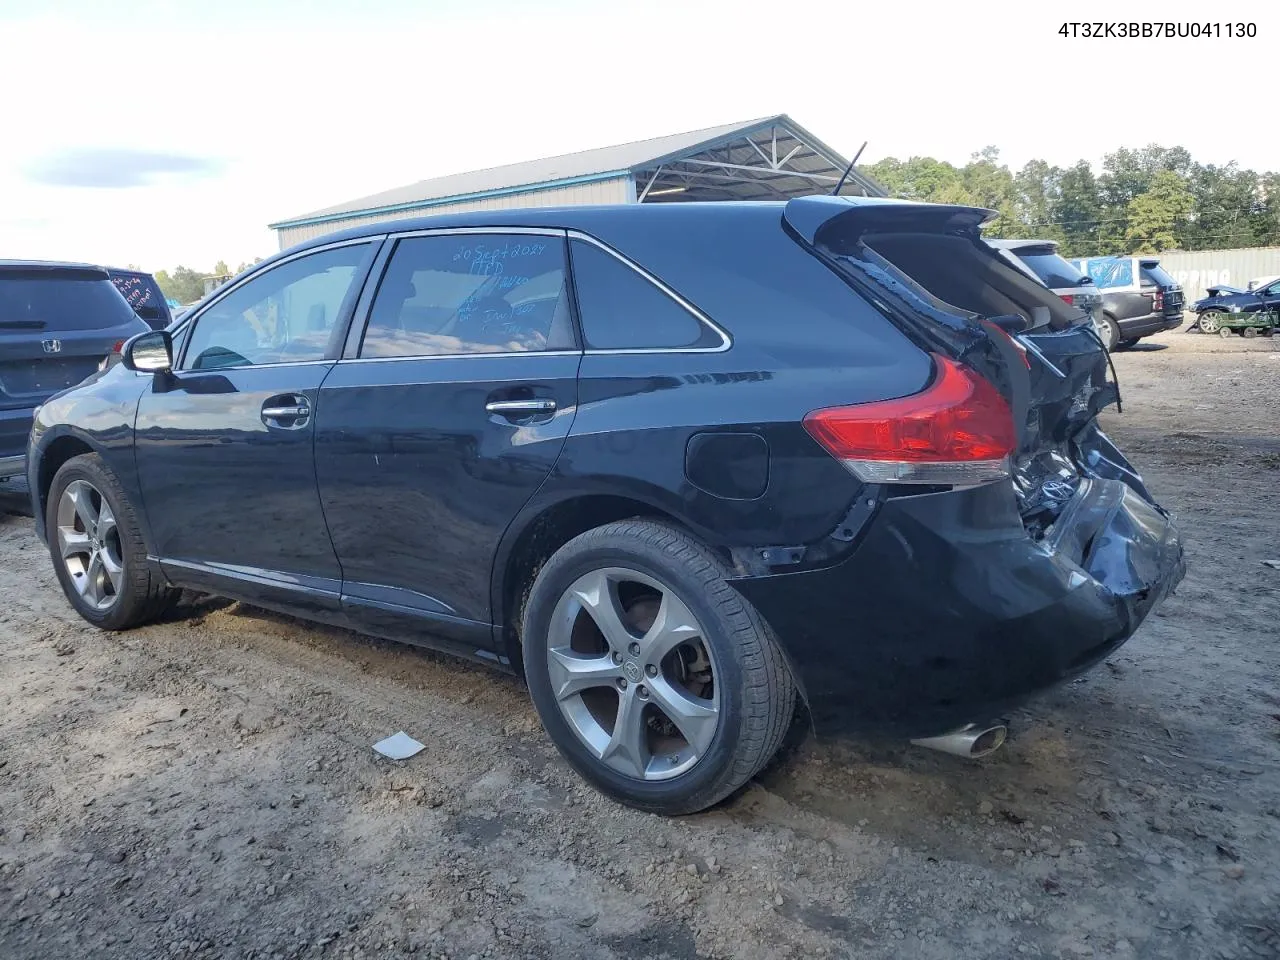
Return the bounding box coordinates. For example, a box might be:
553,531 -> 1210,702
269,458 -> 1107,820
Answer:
1198,311 -> 1226,334
522,519 -> 796,815
46,453 -> 177,630
1219,326 -> 1235,339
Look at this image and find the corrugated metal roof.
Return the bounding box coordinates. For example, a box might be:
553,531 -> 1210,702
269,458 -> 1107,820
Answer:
272,115 -> 871,228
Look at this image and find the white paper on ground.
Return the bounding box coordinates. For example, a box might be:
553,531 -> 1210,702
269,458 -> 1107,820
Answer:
372,731 -> 425,760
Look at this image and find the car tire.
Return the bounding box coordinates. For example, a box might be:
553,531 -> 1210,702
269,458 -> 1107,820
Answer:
46,453 -> 177,630
1198,310 -> 1226,334
521,519 -> 796,815
1097,313 -> 1121,351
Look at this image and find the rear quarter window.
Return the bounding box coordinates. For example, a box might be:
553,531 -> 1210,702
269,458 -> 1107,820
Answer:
0,270 -> 137,331
570,240 -> 721,350
1083,259 -> 1134,289
109,271 -> 169,326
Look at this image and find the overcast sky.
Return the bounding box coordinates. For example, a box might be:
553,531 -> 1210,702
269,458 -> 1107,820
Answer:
1,0 -> 1273,271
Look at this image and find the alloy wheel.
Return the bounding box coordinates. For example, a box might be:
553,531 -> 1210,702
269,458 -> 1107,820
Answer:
545,567 -> 719,781
55,479 -> 124,611
1199,312 -> 1224,333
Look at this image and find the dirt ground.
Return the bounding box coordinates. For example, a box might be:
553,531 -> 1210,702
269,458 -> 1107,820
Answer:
2,329 -> 1278,960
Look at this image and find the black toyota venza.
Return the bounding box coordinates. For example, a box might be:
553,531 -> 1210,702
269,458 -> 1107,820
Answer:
28,197 -> 1184,814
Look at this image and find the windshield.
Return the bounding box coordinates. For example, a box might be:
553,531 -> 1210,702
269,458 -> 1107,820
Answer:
1014,251 -> 1091,288
0,270 -> 137,330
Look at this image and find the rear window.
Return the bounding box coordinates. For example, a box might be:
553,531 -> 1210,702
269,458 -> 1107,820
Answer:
109,271 -> 169,325
0,270 -> 137,331
1011,250 -> 1088,288
1139,261 -> 1177,288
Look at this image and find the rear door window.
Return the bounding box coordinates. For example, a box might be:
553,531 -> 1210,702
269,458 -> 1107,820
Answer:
1012,250 -> 1088,288
0,270 -> 137,331
360,233 -> 575,358
569,240 -> 721,350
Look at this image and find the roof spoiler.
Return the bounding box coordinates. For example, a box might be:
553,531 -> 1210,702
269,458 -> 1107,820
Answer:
783,196 -> 996,251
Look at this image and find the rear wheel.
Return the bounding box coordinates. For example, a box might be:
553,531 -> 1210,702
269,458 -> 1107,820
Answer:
1198,311 -> 1226,334
1242,326 -> 1259,339
1095,313 -> 1120,351
47,454 -> 177,630
522,519 -> 795,815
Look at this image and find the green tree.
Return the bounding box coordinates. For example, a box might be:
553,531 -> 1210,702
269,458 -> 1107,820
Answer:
1125,170 -> 1195,252
1055,162 -> 1107,256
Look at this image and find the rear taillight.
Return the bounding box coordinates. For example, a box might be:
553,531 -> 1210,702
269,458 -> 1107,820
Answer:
98,340 -> 126,373
1153,290 -> 1164,310
1059,294 -> 1075,306
803,356 -> 1016,487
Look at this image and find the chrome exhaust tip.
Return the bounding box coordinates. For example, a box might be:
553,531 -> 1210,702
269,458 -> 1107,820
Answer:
910,722 -> 1008,759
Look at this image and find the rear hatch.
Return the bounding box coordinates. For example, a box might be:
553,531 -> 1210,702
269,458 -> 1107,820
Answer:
783,197 -> 1124,537
1139,260 -> 1184,318
0,264 -> 144,411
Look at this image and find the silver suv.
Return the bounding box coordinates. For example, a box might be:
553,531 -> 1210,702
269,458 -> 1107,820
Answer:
987,239 -> 1107,345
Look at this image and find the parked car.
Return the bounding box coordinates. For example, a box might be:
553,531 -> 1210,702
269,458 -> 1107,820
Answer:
1,261 -> 147,481
986,239 -> 1105,343
107,267 -> 172,330
27,199 -> 1185,814
1193,275 -> 1280,334
1071,255 -> 1185,349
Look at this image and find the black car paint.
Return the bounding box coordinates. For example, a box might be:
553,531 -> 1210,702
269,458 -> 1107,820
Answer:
28,200 -> 1183,738
1095,261 -> 1185,340
1193,278 -> 1280,317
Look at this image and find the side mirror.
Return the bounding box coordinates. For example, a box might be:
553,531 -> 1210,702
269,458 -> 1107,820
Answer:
122,330 -> 173,373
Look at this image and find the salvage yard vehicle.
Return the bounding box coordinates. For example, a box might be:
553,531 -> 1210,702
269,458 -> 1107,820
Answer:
1193,276 -> 1280,334
1,261 -> 147,481
1071,255 -> 1186,349
27,198 -> 1185,814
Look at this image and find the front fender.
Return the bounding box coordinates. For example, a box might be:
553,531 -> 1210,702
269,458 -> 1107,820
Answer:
26,368 -> 149,546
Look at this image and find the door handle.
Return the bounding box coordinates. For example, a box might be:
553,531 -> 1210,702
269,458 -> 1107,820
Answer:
485,399 -> 556,418
262,394 -> 311,428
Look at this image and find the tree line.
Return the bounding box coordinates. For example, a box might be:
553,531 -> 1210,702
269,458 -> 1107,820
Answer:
153,259 -> 262,305
864,146 -> 1280,258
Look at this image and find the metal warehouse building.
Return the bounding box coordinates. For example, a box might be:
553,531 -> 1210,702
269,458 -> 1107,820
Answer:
269,114 -> 882,249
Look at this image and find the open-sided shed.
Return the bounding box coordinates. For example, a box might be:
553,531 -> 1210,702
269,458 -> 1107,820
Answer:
269,114 -> 882,249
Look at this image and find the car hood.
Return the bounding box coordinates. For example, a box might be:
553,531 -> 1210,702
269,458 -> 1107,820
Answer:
1195,290 -> 1260,311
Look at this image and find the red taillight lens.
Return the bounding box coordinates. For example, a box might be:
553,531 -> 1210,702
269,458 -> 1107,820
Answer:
111,339 -> 124,354
1153,290 -> 1164,310
1059,294 -> 1075,306
803,356 -> 1016,486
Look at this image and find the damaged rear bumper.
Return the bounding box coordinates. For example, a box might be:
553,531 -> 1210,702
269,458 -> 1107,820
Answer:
729,470 -> 1185,738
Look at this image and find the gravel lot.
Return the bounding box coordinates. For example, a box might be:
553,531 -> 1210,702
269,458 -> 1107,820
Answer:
2,330 -> 1278,960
